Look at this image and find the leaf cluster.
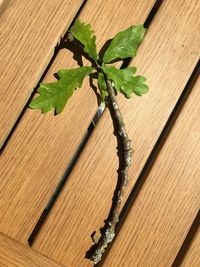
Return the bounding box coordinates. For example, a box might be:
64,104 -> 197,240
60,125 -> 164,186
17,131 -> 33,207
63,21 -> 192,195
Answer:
30,20 -> 149,114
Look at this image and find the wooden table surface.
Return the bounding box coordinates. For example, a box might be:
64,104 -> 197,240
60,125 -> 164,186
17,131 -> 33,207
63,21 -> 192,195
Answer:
0,0 -> 199,266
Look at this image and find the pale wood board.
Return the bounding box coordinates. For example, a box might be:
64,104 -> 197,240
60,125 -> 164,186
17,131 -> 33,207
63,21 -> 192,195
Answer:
0,0 -> 84,147
32,0 -> 200,266
0,0 -> 156,243
180,224 -> 200,267
0,0 -> 9,15
0,232 -> 64,267
103,76 -> 200,267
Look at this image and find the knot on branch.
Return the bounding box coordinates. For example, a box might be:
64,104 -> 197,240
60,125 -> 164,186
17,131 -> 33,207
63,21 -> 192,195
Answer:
89,226 -> 115,264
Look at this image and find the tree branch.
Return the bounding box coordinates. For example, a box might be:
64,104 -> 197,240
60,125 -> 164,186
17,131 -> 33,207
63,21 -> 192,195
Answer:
89,79 -> 133,264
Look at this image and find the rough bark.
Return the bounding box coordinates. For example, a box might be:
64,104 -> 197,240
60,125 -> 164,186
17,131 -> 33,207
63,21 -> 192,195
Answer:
89,79 -> 133,264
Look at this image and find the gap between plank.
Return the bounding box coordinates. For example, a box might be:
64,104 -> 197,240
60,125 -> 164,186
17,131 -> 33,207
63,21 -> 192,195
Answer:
0,0 -> 88,154
96,60 -> 200,266
27,0 -> 164,247
121,0 -> 164,69
28,105 -> 104,246
172,210 -> 200,267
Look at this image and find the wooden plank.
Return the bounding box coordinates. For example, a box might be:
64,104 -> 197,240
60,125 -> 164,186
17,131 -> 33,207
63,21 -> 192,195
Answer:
0,0 -> 156,244
180,224 -> 200,267
0,0 -> 84,147
0,232 -> 64,267
103,76 -> 200,267
0,0 -> 9,15
32,0 -> 200,265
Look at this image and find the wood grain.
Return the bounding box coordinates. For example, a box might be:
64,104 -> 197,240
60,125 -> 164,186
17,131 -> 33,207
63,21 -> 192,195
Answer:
32,0 -> 200,266
0,0 -> 10,16
180,224 -> 200,267
0,232 -> 64,267
103,76 -> 200,267
0,0 -> 155,244
0,0 -> 84,147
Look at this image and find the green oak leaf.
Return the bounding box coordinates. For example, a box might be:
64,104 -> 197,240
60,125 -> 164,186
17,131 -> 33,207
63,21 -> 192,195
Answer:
98,73 -> 108,104
103,66 -> 148,97
103,25 -> 145,64
70,19 -> 98,62
29,67 -> 94,114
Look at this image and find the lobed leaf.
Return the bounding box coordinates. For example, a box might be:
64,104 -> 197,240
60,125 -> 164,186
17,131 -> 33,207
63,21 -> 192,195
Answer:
29,67 -> 94,114
97,73 -> 108,104
70,19 -> 98,62
103,66 -> 148,97
103,25 -> 145,64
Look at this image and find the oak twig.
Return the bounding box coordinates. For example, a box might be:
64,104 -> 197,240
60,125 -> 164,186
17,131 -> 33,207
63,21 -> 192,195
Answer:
89,79 -> 133,264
